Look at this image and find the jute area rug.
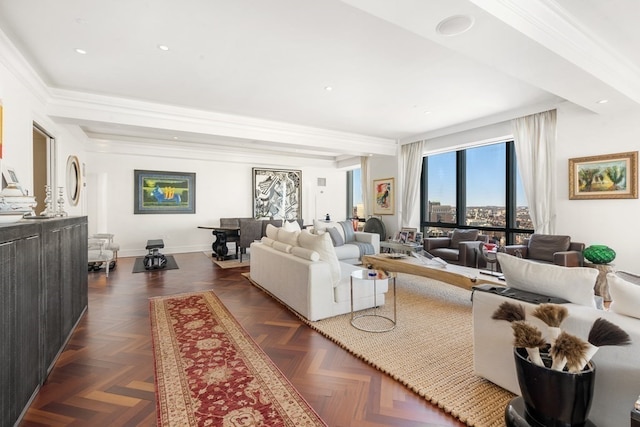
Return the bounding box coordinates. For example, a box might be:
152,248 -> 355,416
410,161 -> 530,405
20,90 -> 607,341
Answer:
206,252 -> 251,269
150,291 -> 326,427
252,272 -> 515,427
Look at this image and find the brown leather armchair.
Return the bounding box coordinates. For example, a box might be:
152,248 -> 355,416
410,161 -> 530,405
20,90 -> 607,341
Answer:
423,229 -> 489,267
503,234 -> 584,267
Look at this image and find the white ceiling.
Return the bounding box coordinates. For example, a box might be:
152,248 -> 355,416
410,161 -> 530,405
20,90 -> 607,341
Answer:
0,0 -> 638,161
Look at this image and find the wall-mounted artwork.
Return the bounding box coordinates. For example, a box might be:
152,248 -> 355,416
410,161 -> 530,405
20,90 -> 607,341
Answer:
134,170 -> 196,214
569,151 -> 638,200
252,168 -> 302,220
373,177 -> 394,215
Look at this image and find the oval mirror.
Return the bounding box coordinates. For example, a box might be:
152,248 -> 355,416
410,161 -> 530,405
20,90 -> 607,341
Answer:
66,155 -> 82,206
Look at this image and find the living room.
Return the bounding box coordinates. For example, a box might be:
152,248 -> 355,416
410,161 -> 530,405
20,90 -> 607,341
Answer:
1,1 -> 640,426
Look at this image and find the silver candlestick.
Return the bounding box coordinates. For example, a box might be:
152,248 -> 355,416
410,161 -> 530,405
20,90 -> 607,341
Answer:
56,187 -> 67,217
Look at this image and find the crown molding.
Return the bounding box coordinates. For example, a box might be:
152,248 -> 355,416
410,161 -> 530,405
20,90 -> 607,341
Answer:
47,89 -> 397,157
0,28 -> 51,105
469,0 -> 640,105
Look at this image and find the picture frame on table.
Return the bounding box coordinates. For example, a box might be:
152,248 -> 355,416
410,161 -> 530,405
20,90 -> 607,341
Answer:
398,231 -> 409,244
134,170 -> 196,214
401,227 -> 417,242
414,232 -> 423,244
568,151 -> 638,200
2,166 -> 26,195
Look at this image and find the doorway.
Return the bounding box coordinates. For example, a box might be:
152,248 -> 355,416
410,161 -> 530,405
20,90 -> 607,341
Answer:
32,124 -> 55,214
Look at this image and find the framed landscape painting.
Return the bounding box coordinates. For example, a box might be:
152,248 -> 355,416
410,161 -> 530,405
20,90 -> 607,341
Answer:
252,168 -> 302,220
569,151 -> 638,200
373,177 -> 394,215
134,170 -> 196,214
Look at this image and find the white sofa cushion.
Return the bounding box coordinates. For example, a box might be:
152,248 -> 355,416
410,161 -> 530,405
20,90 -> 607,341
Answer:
277,228 -> 300,246
283,220 -> 302,232
272,241 -> 293,254
298,230 -> 340,285
291,246 -> 320,261
261,236 -> 274,246
496,252 -> 598,307
265,223 -> 279,240
313,219 -> 346,240
608,272 -> 640,319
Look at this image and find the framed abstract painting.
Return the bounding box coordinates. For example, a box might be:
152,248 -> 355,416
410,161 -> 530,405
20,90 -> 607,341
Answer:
134,170 -> 196,214
373,177 -> 394,215
252,168 -> 302,220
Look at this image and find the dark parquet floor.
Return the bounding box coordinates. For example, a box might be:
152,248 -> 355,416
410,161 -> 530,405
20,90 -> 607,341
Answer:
21,251 -> 466,427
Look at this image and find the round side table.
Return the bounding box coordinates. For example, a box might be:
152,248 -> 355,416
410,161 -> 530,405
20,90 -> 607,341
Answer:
350,269 -> 396,332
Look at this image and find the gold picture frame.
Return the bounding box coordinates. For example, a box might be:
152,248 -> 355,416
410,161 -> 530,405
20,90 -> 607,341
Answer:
373,177 -> 394,215
569,151 -> 638,200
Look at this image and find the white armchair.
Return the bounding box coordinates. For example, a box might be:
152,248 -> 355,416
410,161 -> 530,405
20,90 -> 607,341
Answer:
88,233 -> 118,276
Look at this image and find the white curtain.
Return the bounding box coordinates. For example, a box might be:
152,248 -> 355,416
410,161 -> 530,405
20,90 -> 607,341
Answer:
511,110 -> 557,234
400,140 -> 425,227
360,156 -> 371,218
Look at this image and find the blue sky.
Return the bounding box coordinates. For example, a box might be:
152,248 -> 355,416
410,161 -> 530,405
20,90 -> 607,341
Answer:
352,143 -> 528,207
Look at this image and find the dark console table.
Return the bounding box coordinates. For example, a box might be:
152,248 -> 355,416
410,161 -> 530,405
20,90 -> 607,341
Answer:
198,226 -> 240,261
0,216 -> 88,427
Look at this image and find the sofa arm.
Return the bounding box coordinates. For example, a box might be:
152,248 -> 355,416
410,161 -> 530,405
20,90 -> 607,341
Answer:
459,241 -> 483,267
354,232 -> 380,253
423,237 -> 450,250
554,250 -> 584,267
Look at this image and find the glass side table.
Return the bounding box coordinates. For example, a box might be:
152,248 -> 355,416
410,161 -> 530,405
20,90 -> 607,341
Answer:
350,269 -> 396,332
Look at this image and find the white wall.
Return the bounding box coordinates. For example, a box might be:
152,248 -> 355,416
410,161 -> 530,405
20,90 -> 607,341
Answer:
556,103 -> 640,272
86,148 -> 348,257
0,60 -> 87,217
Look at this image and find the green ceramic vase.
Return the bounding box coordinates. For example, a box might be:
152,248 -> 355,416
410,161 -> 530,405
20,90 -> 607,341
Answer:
583,245 -> 616,264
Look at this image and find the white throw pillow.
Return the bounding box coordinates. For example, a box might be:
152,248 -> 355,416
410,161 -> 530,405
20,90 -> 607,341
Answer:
283,220 -> 302,232
277,228 -> 300,246
272,241 -> 293,254
260,236 -> 274,246
298,229 -> 340,285
496,252 -> 598,307
312,219 -> 346,241
265,223 -> 279,240
608,273 -> 640,319
291,246 -> 320,262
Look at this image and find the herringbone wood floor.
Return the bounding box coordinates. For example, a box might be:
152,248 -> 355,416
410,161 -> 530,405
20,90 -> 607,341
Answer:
21,252 -> 466,427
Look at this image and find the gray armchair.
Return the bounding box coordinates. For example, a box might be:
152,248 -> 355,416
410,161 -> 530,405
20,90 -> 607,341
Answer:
423,229 -> 489,267
503,234 -> 585,267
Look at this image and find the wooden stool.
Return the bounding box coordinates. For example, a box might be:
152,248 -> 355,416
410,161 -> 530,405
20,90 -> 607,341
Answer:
144,239 -> 167,270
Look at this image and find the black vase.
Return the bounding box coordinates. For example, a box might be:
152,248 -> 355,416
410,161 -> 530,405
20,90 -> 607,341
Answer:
513,347 -> 596,427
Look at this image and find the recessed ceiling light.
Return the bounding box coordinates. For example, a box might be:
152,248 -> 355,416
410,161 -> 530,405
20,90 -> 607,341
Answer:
158,44 -> 170,51
436,15 -> 475,36
424,111 -> 432,115
597,99 -> 609,104
74,48 -> 87,55
324,86 -> 333,91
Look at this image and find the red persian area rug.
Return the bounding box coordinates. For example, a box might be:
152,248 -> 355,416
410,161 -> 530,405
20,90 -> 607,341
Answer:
150,291 -> 326,427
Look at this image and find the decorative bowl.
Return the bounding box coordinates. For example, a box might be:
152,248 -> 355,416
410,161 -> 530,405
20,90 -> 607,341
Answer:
583,245 -> 616,264
0,212 -> 25,224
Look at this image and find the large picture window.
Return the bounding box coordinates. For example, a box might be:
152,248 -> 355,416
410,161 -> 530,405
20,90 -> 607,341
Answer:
421,141 -> 533,245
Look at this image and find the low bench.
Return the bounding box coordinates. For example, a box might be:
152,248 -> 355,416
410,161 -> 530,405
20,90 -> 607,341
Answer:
144,239 -> 167,270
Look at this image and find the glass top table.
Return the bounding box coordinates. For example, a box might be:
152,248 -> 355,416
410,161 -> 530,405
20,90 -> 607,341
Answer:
350,269 -> 397,332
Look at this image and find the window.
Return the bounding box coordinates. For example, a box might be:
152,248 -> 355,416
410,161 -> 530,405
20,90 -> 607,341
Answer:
347,168 -> 363,219
421,141 -> 533,245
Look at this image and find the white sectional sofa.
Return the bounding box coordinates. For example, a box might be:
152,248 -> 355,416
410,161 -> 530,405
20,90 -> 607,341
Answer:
310,219 -> 380,264
472,253 -> 640,427
249,226 -> 387,321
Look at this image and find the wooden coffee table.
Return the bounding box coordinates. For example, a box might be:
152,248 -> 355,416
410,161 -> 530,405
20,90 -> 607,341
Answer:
361,253 -> 505,291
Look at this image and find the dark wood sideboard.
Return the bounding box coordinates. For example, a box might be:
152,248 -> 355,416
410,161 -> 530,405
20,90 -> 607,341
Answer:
0,216 -> 88,427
